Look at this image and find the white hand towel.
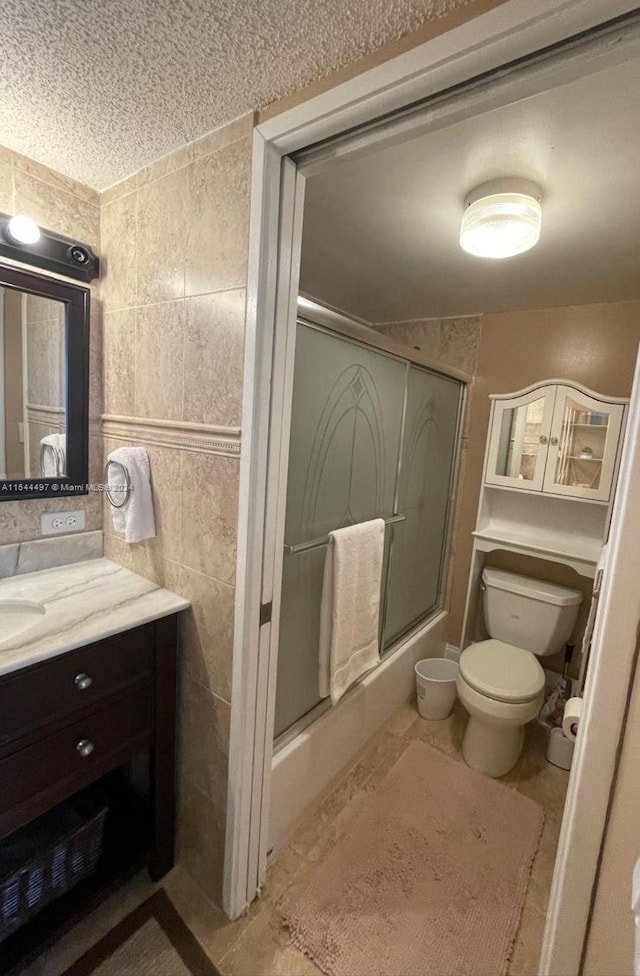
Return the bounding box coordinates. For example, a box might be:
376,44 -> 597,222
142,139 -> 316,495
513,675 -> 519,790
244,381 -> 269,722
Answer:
319,518 -> 385,705
40,433 -> 66,476
106,446 -> 156,543
108,457 -> 129,535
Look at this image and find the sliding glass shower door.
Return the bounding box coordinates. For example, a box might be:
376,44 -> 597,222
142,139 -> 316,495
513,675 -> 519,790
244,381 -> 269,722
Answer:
274,321 -> 463,738
383,366 -> 462,645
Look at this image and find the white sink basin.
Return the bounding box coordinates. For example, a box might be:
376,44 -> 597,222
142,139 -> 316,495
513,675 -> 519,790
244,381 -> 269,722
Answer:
0,599 -> 45,644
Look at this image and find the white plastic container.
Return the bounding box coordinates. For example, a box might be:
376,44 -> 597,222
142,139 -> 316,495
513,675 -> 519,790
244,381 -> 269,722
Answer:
415,658 -> 459,720
546,726 -> 575,770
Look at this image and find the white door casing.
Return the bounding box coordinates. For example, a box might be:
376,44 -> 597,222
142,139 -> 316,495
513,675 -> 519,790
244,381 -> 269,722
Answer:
540,349 -> 640,975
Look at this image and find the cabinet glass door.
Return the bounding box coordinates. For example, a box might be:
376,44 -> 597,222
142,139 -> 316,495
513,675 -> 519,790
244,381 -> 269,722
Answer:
485,389 -> 555,490
543,386 -> 625,501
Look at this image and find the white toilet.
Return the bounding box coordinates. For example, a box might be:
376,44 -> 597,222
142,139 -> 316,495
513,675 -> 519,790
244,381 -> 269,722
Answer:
457,567 -> 582,777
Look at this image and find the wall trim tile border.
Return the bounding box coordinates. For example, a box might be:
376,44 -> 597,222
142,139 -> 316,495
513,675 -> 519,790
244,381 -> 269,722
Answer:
26,402 -> 65,427
102,414 -> 241,457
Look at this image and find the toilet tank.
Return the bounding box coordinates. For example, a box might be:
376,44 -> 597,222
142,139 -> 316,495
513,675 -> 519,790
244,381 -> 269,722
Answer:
482,567 -> 582,657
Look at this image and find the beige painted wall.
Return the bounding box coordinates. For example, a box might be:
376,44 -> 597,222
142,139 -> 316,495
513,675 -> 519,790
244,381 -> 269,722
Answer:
448,301 -> 640,666
0,146 -> 101,543
100,114 -> 253,900
585,645 -> 640,976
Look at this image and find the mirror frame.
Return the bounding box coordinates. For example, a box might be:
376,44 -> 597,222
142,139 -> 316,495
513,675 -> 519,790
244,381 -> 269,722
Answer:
0,263 -> 89,501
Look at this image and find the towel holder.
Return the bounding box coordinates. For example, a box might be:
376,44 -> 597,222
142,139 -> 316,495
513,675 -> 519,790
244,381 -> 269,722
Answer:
284,513 -> 406,556
104,458 -> 132,509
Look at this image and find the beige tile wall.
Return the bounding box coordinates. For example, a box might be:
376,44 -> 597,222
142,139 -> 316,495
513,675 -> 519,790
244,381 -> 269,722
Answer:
100,113 -> 254,901
0,147 -> 102,542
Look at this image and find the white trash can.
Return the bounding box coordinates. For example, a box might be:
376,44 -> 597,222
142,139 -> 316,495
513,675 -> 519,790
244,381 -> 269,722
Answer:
415,658 -> 459,720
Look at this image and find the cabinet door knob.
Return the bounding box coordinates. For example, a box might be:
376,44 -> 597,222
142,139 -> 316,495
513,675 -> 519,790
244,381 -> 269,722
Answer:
76,738 -> 95,758
550,436 -> 559,445
74,673 -> 92,690
539,435 -> 548,444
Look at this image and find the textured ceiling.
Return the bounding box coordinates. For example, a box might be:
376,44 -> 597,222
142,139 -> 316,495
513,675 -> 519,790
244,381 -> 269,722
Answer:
0,0 -> 470,189
300,55 -> 640,320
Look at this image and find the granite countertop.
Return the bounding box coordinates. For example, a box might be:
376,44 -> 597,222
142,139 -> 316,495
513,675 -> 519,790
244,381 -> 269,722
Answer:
0,557 -> 189,676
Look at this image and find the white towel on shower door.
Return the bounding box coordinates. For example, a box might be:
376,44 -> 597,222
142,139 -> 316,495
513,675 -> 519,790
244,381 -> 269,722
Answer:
319,518 -> 385,705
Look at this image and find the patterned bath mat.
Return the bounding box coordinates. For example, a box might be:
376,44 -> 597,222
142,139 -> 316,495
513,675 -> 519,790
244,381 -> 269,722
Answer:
282,740 -> 544,976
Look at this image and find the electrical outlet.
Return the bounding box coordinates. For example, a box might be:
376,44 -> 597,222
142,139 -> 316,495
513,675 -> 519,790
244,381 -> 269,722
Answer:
41,510 -> 86,536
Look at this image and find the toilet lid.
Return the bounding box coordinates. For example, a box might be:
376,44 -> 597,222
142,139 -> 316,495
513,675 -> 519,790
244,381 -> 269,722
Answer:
459,640 -> 545,703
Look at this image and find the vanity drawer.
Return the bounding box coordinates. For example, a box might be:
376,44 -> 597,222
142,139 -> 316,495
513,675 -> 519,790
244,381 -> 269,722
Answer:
0,625 -> 154,749
0,688 -> 153,833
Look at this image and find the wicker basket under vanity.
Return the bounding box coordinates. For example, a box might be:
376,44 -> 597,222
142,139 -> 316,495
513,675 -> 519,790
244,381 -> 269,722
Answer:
0,795 -> 107,942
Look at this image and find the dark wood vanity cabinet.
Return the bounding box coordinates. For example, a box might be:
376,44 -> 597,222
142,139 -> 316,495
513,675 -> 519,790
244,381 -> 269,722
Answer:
0,615 -> 179,967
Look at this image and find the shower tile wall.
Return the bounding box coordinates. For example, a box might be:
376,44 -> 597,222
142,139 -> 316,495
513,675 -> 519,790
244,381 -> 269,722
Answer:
100,112 -> 254,901
377,316 -> 481,375
377,316 -> 482,629
0,147 -> 102,546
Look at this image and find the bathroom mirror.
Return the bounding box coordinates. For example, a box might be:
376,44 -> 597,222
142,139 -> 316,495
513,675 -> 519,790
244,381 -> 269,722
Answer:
0,264 -> 89,500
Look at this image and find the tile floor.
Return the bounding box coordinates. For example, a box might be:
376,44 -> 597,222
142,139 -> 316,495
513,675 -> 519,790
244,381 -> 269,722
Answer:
19,702 -> 569,976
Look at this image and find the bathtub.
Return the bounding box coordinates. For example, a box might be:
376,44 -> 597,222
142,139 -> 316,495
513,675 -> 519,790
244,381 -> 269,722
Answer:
267,609 -> 449,855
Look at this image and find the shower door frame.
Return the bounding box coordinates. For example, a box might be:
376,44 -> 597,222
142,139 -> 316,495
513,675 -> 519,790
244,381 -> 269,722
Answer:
225,6 -> 640,976
272,304 -> 468,747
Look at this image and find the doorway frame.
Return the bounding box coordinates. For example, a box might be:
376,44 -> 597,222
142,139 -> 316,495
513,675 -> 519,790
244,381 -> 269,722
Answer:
225,3 -> 640,973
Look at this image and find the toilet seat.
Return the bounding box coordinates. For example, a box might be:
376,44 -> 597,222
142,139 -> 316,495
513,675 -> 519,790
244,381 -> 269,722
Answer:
459,639 -> 545,704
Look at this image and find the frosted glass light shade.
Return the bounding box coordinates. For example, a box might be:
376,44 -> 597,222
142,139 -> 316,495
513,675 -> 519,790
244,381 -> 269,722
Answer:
460,181 -> 542,259
7,214 -> 41,245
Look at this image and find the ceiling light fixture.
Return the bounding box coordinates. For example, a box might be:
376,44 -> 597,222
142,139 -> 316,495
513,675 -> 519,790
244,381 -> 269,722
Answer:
6,214 -> 41,245
460,179 -> 543,259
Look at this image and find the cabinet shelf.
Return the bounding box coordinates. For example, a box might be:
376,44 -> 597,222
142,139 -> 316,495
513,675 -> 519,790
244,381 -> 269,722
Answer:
472,529 -> 601,573
484,482 -> 609,505
0,772 -> 150,972
566,455 -> 603,462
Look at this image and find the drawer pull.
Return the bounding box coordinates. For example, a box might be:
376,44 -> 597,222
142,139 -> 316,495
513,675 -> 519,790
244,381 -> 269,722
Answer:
74,673 -> 93,691
76,738 -> 95,758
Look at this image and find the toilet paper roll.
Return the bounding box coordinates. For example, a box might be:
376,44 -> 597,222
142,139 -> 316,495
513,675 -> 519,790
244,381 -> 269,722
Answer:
562,697 -> 583,741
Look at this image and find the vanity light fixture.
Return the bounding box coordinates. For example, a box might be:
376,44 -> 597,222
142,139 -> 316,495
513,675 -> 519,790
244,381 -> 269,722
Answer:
460,179 -> 543,259
6,214 -> 41,245
0,212 -> 100,282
